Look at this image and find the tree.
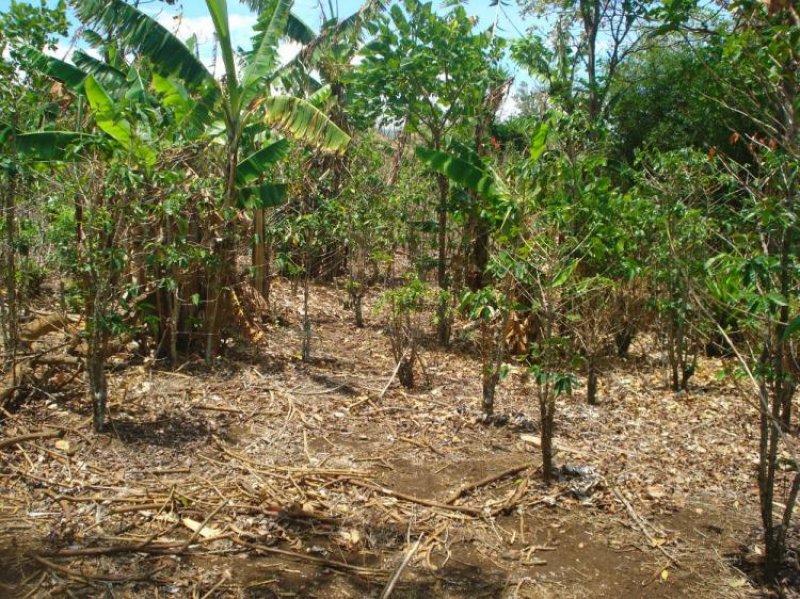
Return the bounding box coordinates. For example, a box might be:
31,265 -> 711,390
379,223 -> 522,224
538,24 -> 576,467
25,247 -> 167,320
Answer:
73,0 -> 350,362
656,0 -> 799,579
350,0 -> 499,345
515,0 -> 654,124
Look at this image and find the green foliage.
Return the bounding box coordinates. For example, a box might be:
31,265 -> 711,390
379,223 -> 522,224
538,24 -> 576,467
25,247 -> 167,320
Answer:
349,0 -> 501,142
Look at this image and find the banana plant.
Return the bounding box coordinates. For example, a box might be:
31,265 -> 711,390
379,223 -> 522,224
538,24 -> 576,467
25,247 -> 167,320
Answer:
72,0 -> 351,359
73,0 -> 349,204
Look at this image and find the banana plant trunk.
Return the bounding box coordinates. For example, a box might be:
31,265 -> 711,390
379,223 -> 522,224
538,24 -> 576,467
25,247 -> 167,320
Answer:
205,140 -> 239,363
253,208 -> 267,298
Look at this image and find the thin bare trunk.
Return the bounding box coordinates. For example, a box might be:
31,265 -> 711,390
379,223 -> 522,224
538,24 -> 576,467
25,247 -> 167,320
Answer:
436,173 -> 450,346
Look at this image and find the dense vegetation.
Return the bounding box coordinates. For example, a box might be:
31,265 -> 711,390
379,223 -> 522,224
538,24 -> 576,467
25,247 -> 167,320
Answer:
0,0 -> 797,590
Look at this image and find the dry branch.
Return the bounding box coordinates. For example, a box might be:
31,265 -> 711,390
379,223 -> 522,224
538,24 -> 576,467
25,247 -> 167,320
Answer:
381,533 -> 424,599
0,429 -> 64,450
611,486 -> 683,567
446,463 -> 531,504
232,537 -> 385,576
345,479 -> 484,516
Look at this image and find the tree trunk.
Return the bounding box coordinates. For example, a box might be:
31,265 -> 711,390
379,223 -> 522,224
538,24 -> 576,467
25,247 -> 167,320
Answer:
205,143 -> 239,363
301,273 -> 311,362
398,353 -> 414,389
2,168 -> 18,372
353,292 -> 364,328
253,208 -> 267,298
587,363 -> 598,405
88,333 -> 108,433
482,370 -> 499,418
615,323 -> 634,358
540,388 -> 555,485
581,0 -> 601,123
436,172 -> 450,346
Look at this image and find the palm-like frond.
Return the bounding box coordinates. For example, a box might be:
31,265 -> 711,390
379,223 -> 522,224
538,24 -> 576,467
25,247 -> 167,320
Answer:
72,0 -> 215,90
259,95 -> 350,153
245,0 -> 315,43
14,131 -> 91,161
415,146 -> 499,198
240,0 -> 291,109
237,138 -> 290,185
17,46 -> 86,91
205,0 -> 239,102
73,50 -> 128,94
238,182 -> 288,209
297,0 -> 389,72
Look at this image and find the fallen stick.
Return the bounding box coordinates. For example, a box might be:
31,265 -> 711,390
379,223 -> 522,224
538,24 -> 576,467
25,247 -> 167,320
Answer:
199,573 -> 230,599
191,404 -> 244,414
379,350 -> 409,400
178,499 -> 228,552
231,537 -> 384,576
346,479 -> 484,516
519,435 -> 589,457
446,463 -> 532,504
380,534 -> 424,599
0,430 -> 64,450
37,535 -> 230,558
33,555 -> 90,583
109,502 -> 166,515
33,555 -> 161,584
611,486 -> 683,567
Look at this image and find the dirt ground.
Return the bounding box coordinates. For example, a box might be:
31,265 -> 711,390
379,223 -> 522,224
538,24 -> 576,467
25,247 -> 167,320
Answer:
0,279 -> 791,598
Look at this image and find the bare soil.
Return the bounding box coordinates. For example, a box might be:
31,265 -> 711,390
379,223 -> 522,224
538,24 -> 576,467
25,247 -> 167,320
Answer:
0,280 -> 789,598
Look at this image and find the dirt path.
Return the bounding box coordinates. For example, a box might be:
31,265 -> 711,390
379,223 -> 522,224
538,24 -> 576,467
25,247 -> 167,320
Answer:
0,281 -> 765,598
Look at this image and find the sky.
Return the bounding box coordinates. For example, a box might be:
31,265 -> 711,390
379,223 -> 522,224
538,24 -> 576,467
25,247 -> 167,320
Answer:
0,0 -> 535,114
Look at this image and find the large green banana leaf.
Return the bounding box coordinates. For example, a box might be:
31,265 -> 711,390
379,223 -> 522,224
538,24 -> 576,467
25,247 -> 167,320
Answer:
73,50 -> 128,94
239,0 -> 291,109
261,96 -> 350,153
415,146 -> 499,198
236,138 -> 290,185
17,46 -> 86,91
73,0 -> 216,90
238,182 -> 288,210
14,131 -> 92,161
85,75 -> 156,165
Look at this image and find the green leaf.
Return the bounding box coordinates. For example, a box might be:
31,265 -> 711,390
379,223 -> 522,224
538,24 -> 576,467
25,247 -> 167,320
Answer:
767,292 -> 788,307
239,182 -> 288,209
783,316 -> 800,341
552,260 -> 578,288
85,75 -> 156,164
17,45 -> 86,91
72,50 -> 127,93
529,122 -> 549,162
415,146 -> 497,197
245,0 -> 316,43
236,138 -> 290,185
151,72 -> 192,120
307,84 -> 333,109
261,95 -> 350,153
73,0 -> 216,90
14,131 -> 91,162
85,75 -> 130,146
240,0 -> 291,109
205,0 -> 239,105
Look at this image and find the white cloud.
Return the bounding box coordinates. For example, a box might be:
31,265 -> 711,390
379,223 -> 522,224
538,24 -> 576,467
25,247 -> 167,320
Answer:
44,40 -> 77,63
497,93 -> 520,121
278,40 -> 302,66
151,9 -> 301,79
156,13 -> 258,46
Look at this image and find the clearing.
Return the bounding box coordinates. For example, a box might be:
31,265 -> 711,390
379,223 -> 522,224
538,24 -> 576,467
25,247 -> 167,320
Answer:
0,280 -> 773,598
